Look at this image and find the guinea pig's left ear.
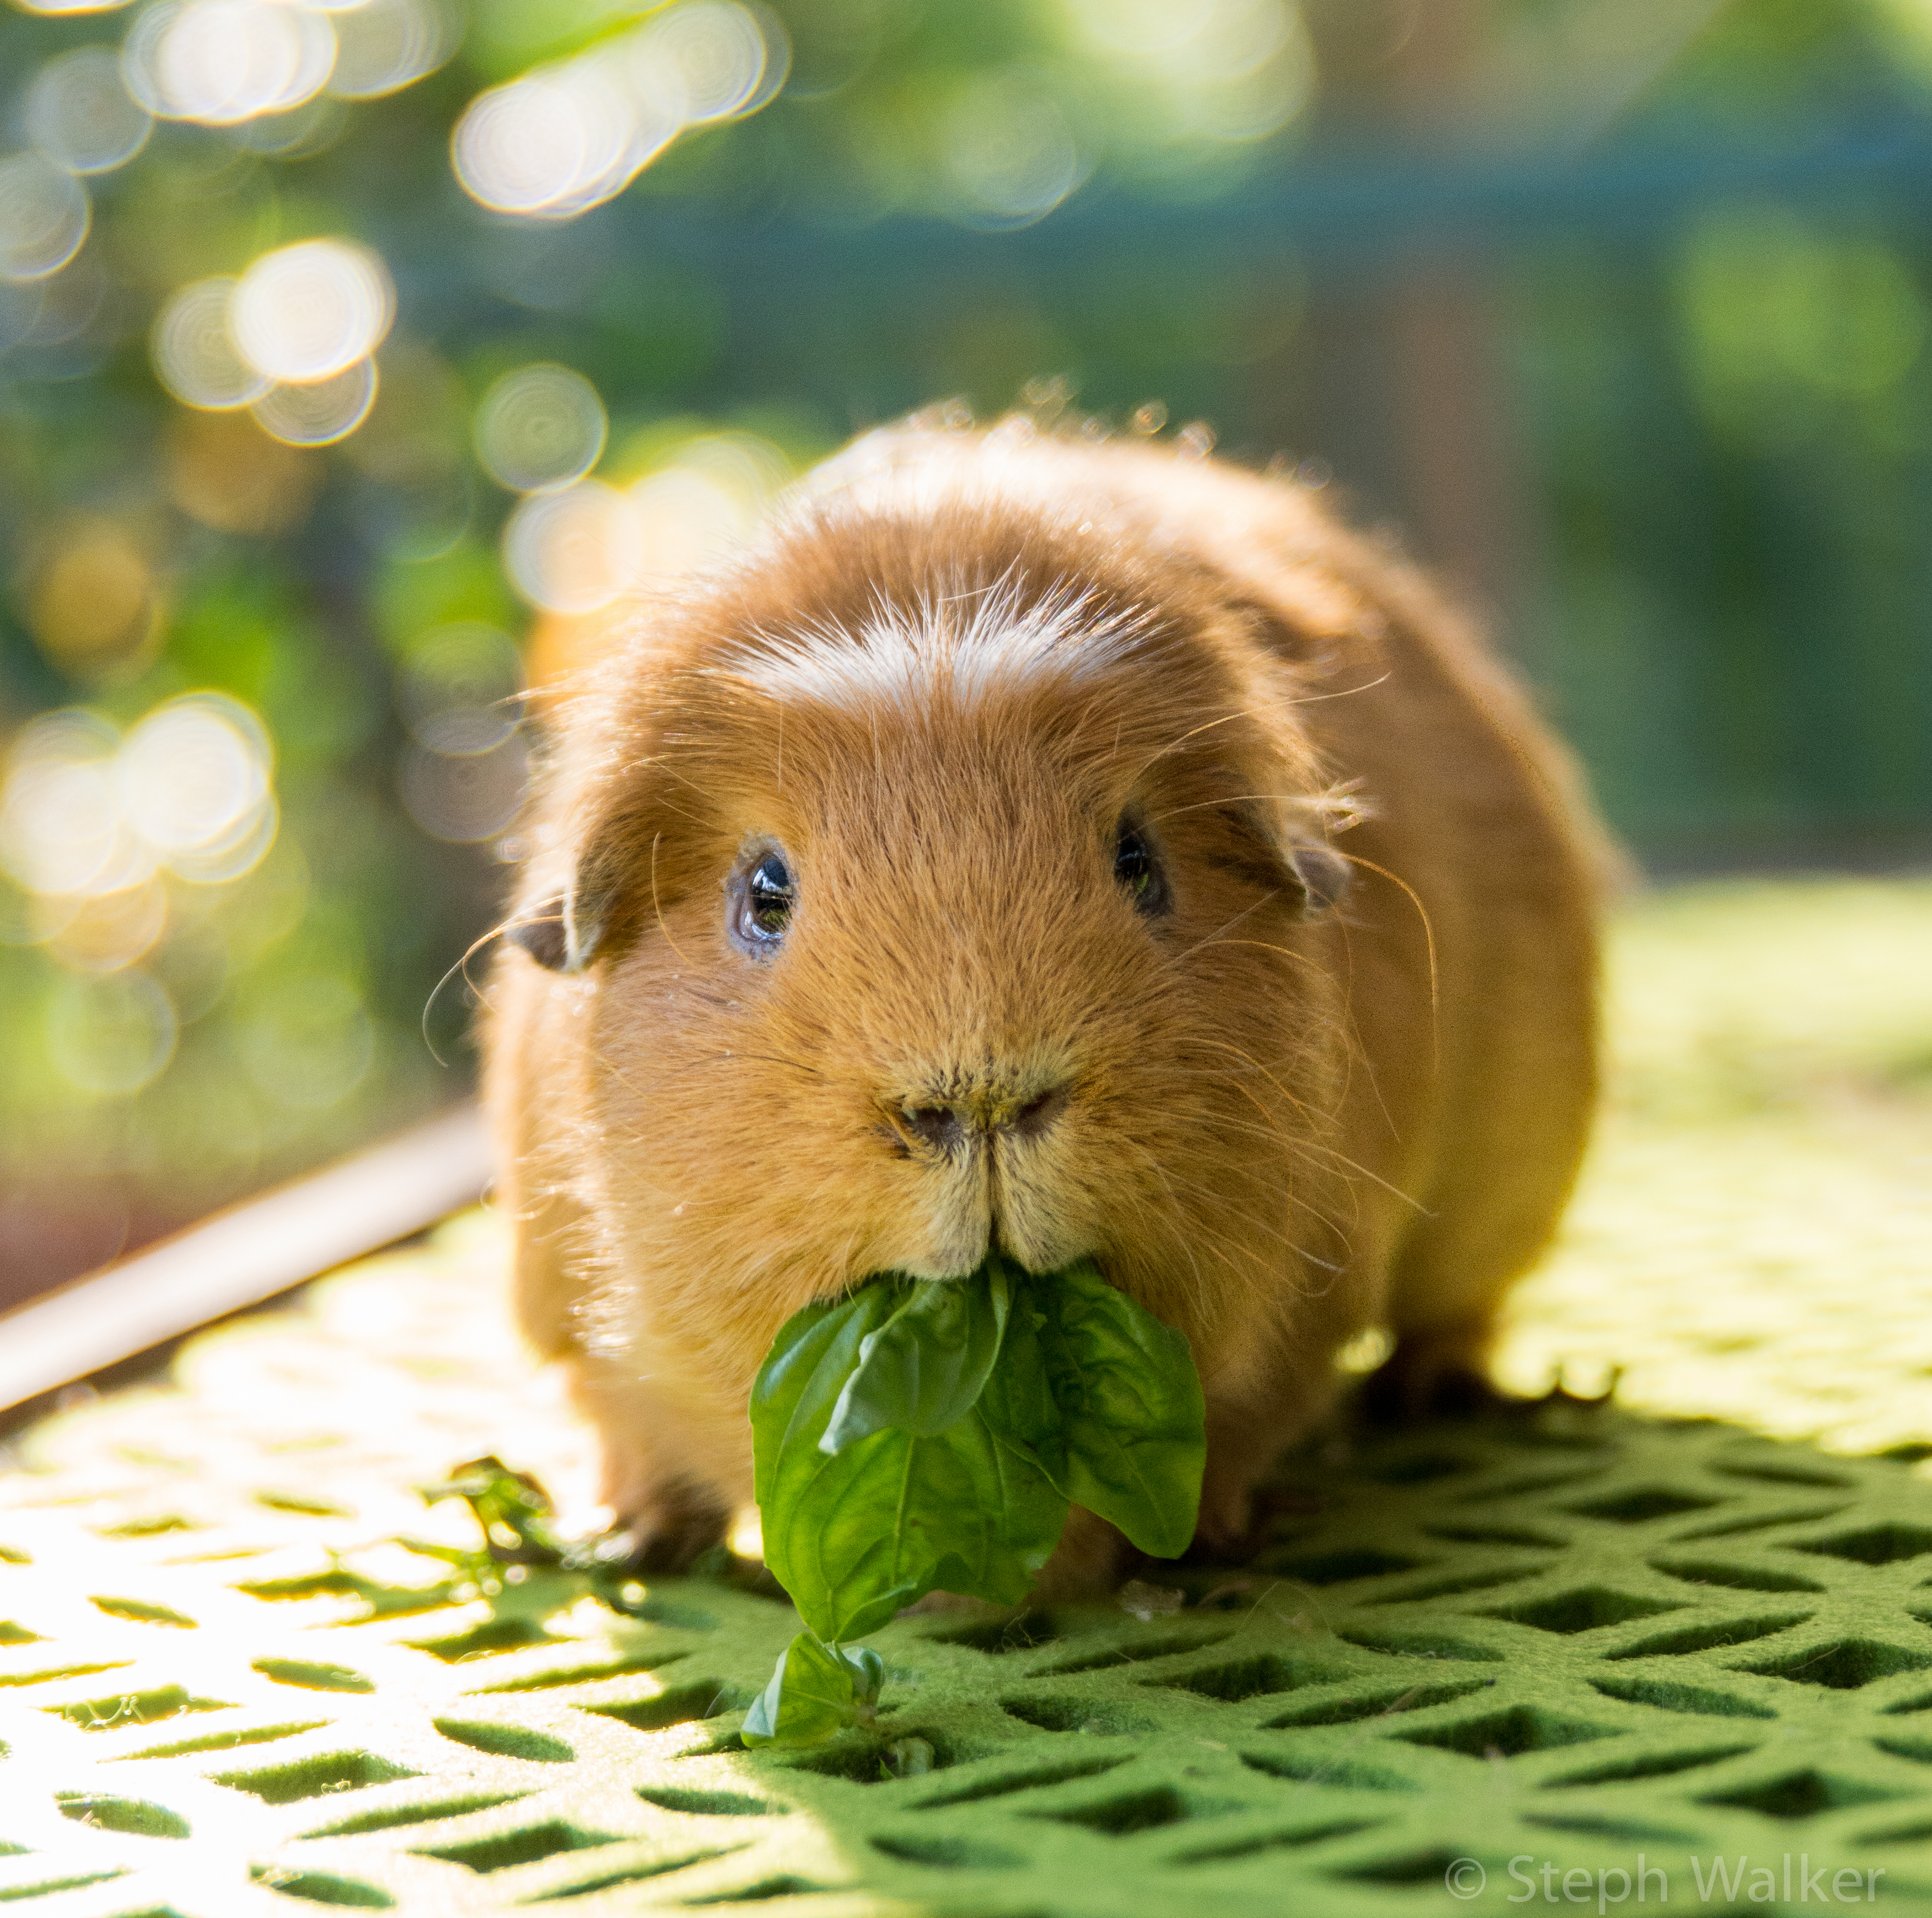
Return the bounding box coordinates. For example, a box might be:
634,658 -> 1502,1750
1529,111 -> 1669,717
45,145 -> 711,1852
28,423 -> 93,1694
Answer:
1286,840 -> 1352,917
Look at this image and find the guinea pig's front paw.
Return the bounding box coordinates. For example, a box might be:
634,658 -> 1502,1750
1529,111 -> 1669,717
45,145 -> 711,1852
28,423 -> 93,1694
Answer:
597,1478 -> 730,1574
1030,1507 -> 1131,1600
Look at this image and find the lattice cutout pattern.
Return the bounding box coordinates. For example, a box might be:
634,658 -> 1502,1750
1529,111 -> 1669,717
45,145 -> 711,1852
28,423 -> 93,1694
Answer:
4,1217 -> 1932,1916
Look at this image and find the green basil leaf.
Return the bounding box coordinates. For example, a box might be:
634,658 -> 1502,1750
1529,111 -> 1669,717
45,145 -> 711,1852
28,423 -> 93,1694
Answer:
740,1632 -> 859,1748
821,1266 -> 1011,1453
760,1403 -> 1067,1641
751,1286 -> 900,1514
1031,1259 -> 1205,1558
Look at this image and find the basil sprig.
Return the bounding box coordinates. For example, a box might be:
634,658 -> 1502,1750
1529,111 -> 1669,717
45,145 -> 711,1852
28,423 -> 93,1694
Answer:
742,1253 -> 1205,1746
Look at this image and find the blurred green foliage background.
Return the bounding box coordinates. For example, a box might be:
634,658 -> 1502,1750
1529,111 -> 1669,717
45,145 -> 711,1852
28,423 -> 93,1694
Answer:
4,0 -> 1931,1303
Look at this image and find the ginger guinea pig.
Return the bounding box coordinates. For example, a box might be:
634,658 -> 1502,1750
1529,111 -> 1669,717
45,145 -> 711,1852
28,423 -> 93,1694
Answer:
485,419 -> 1604,1588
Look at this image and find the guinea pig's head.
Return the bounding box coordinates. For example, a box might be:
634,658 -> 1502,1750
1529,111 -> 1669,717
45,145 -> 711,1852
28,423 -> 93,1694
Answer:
507,474 -> 1354,1387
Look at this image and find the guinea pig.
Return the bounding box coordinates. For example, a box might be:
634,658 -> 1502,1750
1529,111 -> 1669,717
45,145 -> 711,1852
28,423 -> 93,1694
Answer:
484,415 -> 1606,1589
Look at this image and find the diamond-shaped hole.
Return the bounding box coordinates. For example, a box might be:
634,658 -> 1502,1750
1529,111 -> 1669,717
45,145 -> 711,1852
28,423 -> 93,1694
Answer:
1425,1524 -> 1567,1549
636,1788 -> 780,1817
1589,1676 -> 1775,1719
1266,1679 -> 1492,1729
1673,1507 -> 1848,1541
418,1823 -> 626,1874
0,1659 -> 133,1690
1030,1786 -> 1191,1836
1335,1846 -> 1473,1885
1711,1461 -> 1854,1490
1370,1568 -> 1547,1604
1543,1742 -> 1759,1786
1001,1695 -> 1157,1737
433,1719 -> 574,1762
869,1834 -> 1026,1870
1522,1813 -> 1696,1842
247,1866 -> 392,1908
1338,1628 -> 1502,1662
1394,1706 -> 1617,1758
1172,1819 -> 1384,1864
1738,1638 -> 1932,1690
1363,1452 -> 1473,1486
683,1876 -> 822,1904
254,1659 -> 373,1694
1239,1751 -> 1419,1792
234,1570 -> 448,1619
1793,1525 -> 1932,1567
538,1850 -> 739,1900
55,1793 -> 191,1838
213,1750 -> 419,1806
1606,1613 -> 1813,1660
89,1596 -> 195,1628
1149,1652 -> 1353,1702
96,1515 -> 197,1538
916,1756 -> 1127,1809
918,1611 -> 1062,1656
119,1721 -> 327,1761
1563,1488 -> 1721,1523
1454,1470 -> 1597,1502
470,1651 -> 688,1694
581,1679 -> 741,1732
47,1684 -> 234,1731
1265,1549 -> 1432,1586
302,1794 -> 529,1840
1036,1632 -> 1232,1676
1478,1587 -> 1682,1635
255,1491 -> 352,1517
1699,1770 -> 1902,1821
1647,1556 -> 1823,1595
405,1617 -> 561,1662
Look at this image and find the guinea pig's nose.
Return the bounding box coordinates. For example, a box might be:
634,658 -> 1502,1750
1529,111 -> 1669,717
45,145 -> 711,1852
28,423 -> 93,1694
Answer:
901,1084 -> 1068,1153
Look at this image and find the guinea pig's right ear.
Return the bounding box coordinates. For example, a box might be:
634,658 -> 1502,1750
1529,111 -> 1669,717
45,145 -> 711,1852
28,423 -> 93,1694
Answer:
1286,840 -> 1352,918
505,896 -> 591,973
505,848 -> 621,972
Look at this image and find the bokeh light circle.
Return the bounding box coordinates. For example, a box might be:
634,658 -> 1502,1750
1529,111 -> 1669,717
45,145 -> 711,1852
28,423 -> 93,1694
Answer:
124,0 -> 337,126
631,0 -> 776,123
328,0 -> 453,99
502,481 -> 638,613
400,731 -> 531,842
151,277 -> 268,409
0,154 -> 91,283
27,47 -> 154,175
0,693 -> 278,909
232,239 -> 393,384
48,969 -> 178,1097
474,363 -> 607,493
250,357 -> 379,445
119,695 -> 272,862
0,711 -> 140,899
397,624 -> 524,754
452,66 -> 652,219
942,73 -> 1086,226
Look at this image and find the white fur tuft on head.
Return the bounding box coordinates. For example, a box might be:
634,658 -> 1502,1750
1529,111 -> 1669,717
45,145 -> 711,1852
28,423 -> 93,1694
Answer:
717,574 -> 1153,717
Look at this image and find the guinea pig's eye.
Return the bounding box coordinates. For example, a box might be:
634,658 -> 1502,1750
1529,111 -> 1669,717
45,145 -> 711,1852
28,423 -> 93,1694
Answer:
734,849 -> 795,952
1114,823 -> 1169,917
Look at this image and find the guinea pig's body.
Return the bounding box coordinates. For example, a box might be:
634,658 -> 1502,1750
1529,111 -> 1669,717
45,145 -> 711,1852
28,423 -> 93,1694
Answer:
487,420 -> 1604,1587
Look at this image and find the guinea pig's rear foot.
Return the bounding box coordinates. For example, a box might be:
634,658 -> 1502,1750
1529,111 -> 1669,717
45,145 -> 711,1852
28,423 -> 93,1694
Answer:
1360,1326 -> 1515,1424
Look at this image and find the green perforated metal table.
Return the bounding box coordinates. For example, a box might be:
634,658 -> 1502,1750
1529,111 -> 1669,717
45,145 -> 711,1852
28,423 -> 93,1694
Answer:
4,878 -> 1931,1916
